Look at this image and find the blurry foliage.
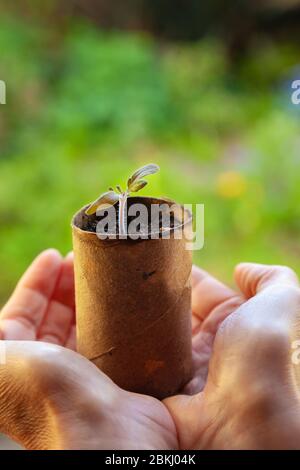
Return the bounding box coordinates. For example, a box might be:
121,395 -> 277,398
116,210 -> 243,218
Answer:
47,25 -> 175,143
0,13 -> 300,303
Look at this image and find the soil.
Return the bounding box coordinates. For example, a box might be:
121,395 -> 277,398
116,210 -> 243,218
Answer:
83,201 -> 179,237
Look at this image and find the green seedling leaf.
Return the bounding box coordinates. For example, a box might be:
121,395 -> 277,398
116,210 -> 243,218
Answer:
127,163 -> 159,191
85,163 -> 160,239
128,179 -> 148,193
85,191 -> 119,215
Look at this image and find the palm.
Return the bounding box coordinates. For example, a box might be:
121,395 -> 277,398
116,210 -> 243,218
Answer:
184,266 -> 244,394
0,251 -> 243,449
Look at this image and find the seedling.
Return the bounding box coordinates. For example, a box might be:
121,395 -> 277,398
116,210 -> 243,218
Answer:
85,163 -> 160,235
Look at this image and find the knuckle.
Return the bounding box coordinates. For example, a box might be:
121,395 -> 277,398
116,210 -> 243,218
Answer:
284,284 -> 300,303
266,284 -> 300,305
258,325 -> 290,350
218,302 -> 291,351
273,265 -> 298,281
246,319 -> 289,351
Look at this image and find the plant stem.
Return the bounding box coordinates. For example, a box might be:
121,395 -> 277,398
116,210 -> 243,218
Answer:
118,192 -> 128,237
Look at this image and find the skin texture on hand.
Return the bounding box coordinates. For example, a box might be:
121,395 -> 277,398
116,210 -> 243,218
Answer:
165,264 -> 300,449
1,250 -> 300,449
0,250 -> 176,450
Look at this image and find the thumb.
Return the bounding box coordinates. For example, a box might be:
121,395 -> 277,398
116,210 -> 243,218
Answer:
234,263 -> 299,298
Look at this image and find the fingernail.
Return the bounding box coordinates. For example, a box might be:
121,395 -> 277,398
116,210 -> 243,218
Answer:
41,248 -> 62,260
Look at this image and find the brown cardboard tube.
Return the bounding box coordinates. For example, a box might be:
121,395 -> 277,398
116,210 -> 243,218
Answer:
72,196 -> 193,399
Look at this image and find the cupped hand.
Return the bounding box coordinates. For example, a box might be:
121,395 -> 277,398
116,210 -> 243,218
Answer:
1,250 -> 300,449
0,250 -> 176,449
165,263 -> 300,449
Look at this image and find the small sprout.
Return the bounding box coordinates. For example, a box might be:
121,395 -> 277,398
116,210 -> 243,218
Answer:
85,163 -> 160,235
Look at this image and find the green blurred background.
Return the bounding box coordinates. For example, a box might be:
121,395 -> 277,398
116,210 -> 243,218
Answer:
1,0 -> 300,305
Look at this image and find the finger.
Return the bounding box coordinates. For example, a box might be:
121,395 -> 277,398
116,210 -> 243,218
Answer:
0,250 -> 63,340
235,263 -> 299,298
51,252 -> 75,310
37,252 -> 75,346
192,265 -> 240,322
65,324 -> 76,351
12,249 -> 62,298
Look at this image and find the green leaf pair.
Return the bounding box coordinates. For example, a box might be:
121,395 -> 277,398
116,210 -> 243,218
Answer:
85,163 -> 160,216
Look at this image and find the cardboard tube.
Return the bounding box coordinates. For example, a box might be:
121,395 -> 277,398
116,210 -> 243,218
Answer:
72,197 -> 193,399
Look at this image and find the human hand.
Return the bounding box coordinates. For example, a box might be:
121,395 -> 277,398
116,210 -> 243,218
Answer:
1,251 -> 300,449
165,263 -> 300,449
1,250 -> 235,449
0,250 -> 176,449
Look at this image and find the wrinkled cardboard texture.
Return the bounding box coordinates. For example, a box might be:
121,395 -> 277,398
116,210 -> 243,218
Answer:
72,197 -> 193,399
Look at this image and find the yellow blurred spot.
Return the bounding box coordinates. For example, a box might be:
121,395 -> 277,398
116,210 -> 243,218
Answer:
216,171 -> 247,199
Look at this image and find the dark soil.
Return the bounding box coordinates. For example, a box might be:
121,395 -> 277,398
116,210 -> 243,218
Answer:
83,202 -> 179,237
